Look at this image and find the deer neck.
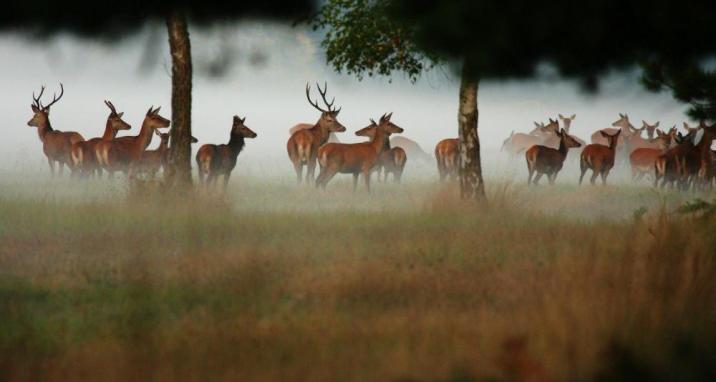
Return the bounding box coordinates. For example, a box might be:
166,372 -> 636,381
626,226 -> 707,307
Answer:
135,120 -> 156,151
36,119 -> 53,142
557,137 -> 569,158
311,123 -> 331,145
370,129 -> 390,155
101,119 -> 117,140
228,134 -> 246,155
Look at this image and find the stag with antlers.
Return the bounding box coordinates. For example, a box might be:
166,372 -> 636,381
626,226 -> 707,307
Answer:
287,82 -> 346,184
27,84 -> 85,177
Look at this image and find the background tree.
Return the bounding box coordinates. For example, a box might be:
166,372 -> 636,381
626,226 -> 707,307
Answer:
4,1 -> 313,190
312,0 -> 485,200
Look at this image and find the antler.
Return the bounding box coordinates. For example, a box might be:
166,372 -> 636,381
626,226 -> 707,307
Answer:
305,83 -> 328,113
104,100 -> 117,115
316,82 -> 335,110
43,83 -> 64,110
32,85 -> 45,109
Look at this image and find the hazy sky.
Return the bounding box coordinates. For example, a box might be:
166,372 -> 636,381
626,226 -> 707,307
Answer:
0,22 -> 692,172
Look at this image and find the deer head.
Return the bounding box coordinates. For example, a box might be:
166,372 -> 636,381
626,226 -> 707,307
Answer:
28,83 -> 64,128
104,100 -> 131,132
653,129 -> 672,150
612,113 -> 635,135
600,129 -> 621,149
683,122 -> 699,135
556,128 -> 582,149
641,120 -> 659,139
558,113 -> 576,133
355,113 -> 404,138
231,115 -> 257,138
144,106 -> 171,130
154,130 -> 171,148
306,82 -> 346,134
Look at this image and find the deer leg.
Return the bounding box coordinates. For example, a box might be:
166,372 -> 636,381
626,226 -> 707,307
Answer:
533,172 -> 543,186
527,168 -> 534,186
293,162 -> 303,184
306,157 -> 317,184
363,170 -> 372,192
548,172 -> 557,185
58,162 -> 65,177
316,166 -> 338,190
223,172 -> 231,190
47,159 -> 56,177
590,169 -> 599,185
601,170 -> 609,185
352,173 -> 359,192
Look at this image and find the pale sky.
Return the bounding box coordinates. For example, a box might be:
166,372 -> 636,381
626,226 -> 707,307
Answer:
0,22 -> 691,174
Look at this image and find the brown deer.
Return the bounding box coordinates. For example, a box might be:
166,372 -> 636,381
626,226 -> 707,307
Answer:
435,138 -> 459,181
692,123 -> 716,190
579,130 -> 621,185
137,131 -> 198,179
27,84 -> 85,177
355,124 -> 408,183
390,136 -> 432,163
70,100 -> 131,178
196,115 -> 257,188
95,106 -> 170,179
628,128 -> 673,182
525,122 -> 582,186
287,83 -> 346,184
315,113 -> 404,191
654,131 -> 692,189
590,113 -> 638,148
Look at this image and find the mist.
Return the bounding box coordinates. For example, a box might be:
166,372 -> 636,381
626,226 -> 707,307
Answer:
0,22 -> 691,176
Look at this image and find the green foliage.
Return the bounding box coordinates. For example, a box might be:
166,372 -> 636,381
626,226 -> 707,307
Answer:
311,0 -> 436,82
642,60 -> 716,121
677,198 -> 716,218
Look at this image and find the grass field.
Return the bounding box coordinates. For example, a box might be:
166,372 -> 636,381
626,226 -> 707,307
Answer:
1,167 -> 715,381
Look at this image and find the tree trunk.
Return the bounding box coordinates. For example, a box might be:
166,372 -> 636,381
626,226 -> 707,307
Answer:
166,11 -> 193,189
457,65 -> 485,200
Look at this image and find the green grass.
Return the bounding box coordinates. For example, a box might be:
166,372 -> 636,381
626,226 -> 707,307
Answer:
0,173 -> 714,381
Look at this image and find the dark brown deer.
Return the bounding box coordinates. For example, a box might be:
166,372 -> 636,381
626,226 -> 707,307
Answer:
70,100 -> 131,178
654,131 -> 691,189
287,83 -> 346,184
27,84 -> 85,176
355,124 -> 408,183
579,130 -> 621,185
435,138 -> 459,181
315,113 -> 404,191
525,122 -> 582,186
196,115 -> 257,188
628,128 -> 674,182
95,106 -> 170,179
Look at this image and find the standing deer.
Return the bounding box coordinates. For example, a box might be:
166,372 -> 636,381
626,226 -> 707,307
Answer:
654,131 -> 691,189
70,100 -> 131,178
95,106 -> 170,179
196,115 -> 257,189
315,113 -> 404,191
628,128 -> 673,182
579,130 -> 621,185
435,138 -> 459,181
590,113 -> 638,148
289,123 -> 341,143
502,122 -> 556,157
287,83 -> 346,184
355,123 -> 408,183
525,122 -> 582,186
27,84 -> 85,177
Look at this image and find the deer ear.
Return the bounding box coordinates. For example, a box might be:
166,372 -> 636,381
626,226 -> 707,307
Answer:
233,115 -> 239,122
153,106 -> 161,114
241,117 -> 246,123
147,106 -> 154,116
534,122 -> 540,128
117,112 -> 124,118
570,114 -> 575,119
31,104 -> 40,113
385,112 -> 393,121
559,114 -> 565,119
654,121 -> 659,127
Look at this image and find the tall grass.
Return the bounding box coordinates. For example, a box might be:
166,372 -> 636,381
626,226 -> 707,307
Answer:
0,174 -> 714,381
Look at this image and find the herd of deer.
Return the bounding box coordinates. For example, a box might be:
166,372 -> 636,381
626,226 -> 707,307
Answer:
503,113 -> 716,189
26,83 -> 716,192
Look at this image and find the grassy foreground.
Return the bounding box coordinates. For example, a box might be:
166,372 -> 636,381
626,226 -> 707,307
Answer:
0,174 -> 715,381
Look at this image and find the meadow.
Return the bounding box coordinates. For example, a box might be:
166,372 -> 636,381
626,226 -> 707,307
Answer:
0,159 -> 715,381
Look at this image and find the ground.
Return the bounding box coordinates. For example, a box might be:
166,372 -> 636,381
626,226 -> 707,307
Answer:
0,165 -> 714,381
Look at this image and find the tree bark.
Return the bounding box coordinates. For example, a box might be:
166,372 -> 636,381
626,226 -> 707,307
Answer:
458,65 -> 485,200
166,11 -> 193,189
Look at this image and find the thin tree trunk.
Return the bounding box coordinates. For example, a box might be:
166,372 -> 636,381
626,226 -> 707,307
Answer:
166,11 -> 193,189
458,65 -> 485,200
